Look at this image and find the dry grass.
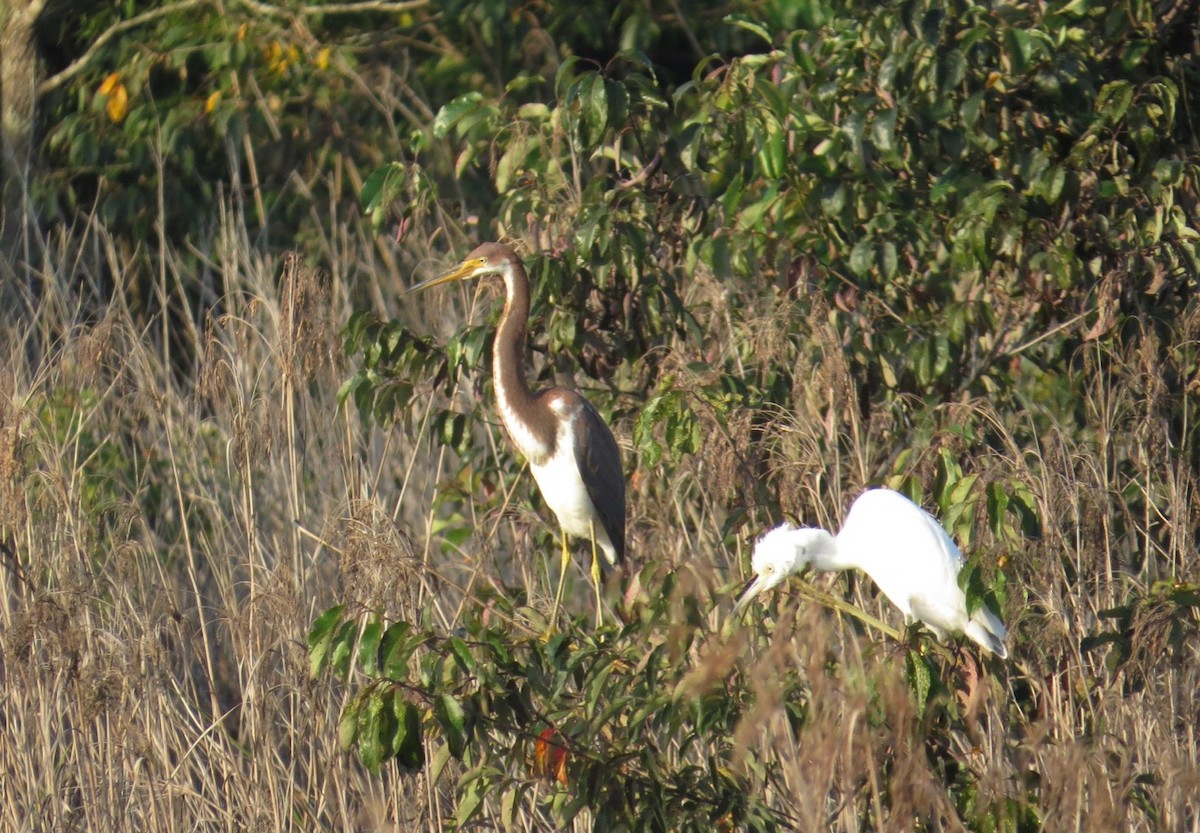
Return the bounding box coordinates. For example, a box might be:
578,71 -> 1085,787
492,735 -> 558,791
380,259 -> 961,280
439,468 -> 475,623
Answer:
1,199 -> 1198,832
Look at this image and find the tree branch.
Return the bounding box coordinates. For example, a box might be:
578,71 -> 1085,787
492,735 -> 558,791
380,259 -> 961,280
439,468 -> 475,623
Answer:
36,0 -> 434,97
37,0 -> 211,96
239,0 -> 431,18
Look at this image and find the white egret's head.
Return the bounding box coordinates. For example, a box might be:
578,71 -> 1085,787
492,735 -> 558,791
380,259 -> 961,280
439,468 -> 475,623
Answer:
735,523 -> 823,613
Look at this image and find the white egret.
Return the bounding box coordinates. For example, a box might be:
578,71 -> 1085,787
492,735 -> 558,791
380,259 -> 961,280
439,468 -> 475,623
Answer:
736,488 -> 1008,658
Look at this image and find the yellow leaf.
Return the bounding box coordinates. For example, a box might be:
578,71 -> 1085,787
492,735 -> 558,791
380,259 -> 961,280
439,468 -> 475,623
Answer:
205,90 -> 221,113
98,72 -> 121,96
316,47 -> 331,71
106,83 -> 129,123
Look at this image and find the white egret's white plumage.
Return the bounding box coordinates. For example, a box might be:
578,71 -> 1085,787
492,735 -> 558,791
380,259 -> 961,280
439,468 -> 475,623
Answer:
736,488 -> 1008,658
409,243 -> 625,627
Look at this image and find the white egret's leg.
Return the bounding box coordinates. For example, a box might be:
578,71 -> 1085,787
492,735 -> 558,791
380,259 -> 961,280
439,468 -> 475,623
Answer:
589,521 -> 603,629
549,530 -> 570,628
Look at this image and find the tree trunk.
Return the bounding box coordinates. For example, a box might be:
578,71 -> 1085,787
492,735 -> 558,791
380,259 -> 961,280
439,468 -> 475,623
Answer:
0,0 -> 43,316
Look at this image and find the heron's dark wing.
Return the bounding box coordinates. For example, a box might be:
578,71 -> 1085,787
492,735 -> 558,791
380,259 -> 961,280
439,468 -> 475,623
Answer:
575,397 -> 626,567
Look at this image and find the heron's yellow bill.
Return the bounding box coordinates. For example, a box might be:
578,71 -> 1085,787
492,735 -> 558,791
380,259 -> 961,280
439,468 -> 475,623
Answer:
408,257 -> 485,294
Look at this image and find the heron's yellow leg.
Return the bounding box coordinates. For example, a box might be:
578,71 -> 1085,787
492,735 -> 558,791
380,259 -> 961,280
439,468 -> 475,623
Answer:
589,521 -> 603,629
549,530 -> 571,628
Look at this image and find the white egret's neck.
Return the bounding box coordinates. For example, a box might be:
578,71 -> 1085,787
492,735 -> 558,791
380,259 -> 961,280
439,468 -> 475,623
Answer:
803,529 -> 852,572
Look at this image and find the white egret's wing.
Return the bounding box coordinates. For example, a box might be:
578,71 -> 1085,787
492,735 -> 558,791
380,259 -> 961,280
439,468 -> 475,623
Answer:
837,489 -> 966,624
840,488 -> 1008,656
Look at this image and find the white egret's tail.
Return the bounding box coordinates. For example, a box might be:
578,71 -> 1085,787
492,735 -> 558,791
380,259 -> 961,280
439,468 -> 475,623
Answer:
964,607 -> 1008,659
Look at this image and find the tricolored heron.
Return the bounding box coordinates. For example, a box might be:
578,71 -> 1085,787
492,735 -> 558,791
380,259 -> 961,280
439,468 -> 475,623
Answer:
410,242 -> 626,627
736,488 -> 1008,657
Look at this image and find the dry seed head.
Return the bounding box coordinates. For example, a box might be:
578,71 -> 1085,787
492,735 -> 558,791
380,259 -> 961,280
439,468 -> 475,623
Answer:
78,663 -> 128,723
278,253 -> 338,385
334,499 -> 421,617
0,392 -> 29,533
196,311 -> 231,407
70,313 -> 119,390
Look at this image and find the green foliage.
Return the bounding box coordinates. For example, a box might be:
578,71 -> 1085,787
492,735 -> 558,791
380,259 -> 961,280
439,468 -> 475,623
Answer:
634,375 -> 719,467
351,0 -> 1200,465
338,311 -> 444,430
308,598 -> 788,831
38,7 -> 364,275
1083,580 -> 1200,679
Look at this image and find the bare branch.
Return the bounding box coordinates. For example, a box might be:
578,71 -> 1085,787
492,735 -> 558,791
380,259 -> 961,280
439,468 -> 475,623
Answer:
239,0 -> 432,18
36,0 -> 434,97
616,150 -> 662,191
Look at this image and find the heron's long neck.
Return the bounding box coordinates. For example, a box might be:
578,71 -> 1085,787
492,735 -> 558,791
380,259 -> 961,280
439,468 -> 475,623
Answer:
805,530 -> 854,572
491,260 -> 549,454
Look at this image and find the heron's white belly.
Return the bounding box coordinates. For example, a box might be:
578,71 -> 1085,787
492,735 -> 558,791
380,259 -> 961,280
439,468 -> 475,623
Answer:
530,448 -> 599,542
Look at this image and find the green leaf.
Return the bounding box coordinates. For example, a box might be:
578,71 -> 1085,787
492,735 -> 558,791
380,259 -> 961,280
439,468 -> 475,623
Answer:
501,788 -> 520,831
906,649 -> 932,713
948,473 -> 978,509
359,161 -> 403,211
986,482 -> 1009,537
336,372 -> 366,409
724,14 -> 773,44
495,142 -> 523,193
1120,39 -> 1151,72
396,699 -> 424,770
433,92 -> 484,138
380,621 -> 415,678
1005,28 -> 1044,72
849,239 -> 875,275
959,560 -> 992,617
357,690 -> 387,772
437,694 -> 469,759
339,694 -> 362,751
516,102 -> 551,120
359,620 -> 383,677
307,605 -> 345,678
878,241 -> 898,280
871,108 -> 897,154
429,742 -> 453,787
578,73 -> 608,148
1036,164 -> 1067,204
330,620 -> 359,680
756,116 -> 785,180
447,636 -> 477,676
819,179 -> 845,215
605,79 -> 629,127
1096,81 -> 1133,125
457,778 -> 485,828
